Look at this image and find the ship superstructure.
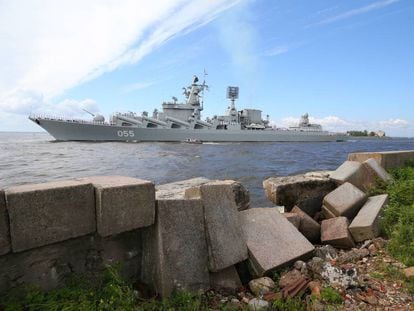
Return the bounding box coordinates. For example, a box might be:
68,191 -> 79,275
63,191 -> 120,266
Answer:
29,75 -> 346,142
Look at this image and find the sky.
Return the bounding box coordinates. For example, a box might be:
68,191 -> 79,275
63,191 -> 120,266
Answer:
0,0 -> 413,136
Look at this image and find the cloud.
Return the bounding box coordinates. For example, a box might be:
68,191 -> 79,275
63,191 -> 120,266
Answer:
264,46 -> 290,57
0,0 -> 241,120
311,0 -> 399,26
122,82 -> 156,93
379,118 -> 410,128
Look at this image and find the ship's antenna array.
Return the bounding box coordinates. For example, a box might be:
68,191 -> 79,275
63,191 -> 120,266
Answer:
226,86 -> 239,110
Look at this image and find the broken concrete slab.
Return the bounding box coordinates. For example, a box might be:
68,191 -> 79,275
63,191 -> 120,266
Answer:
348,150 -> 414,170
263,175 -> 336,217
210,265 -> 242,291
349,194 -> 389,242
321,217 -> 355,249
81,176 -> 155,237
196,181 -> 248,272
185,179 -> 250,211
141,198 -> 209,297
291,206 -> 321,243
329,161 -> 369,191
6,180 -> 96,252
282,212 -> 301,229
362,158 -> 393,184
0,190 -> 10,256
323,182 -> 368,219
240,208 -> 314,276
156,177 -> 210,200
321,205 -> 336,219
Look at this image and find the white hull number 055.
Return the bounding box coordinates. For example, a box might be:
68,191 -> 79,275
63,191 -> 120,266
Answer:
117,130 -> 135,137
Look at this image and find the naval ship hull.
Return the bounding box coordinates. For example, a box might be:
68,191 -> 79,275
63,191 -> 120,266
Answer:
31,117 -> 346,142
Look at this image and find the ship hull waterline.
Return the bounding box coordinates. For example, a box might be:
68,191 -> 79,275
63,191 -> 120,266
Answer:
30,118 -> 348,142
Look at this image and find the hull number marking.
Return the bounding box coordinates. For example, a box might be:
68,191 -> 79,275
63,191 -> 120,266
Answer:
117,130 -> 135,137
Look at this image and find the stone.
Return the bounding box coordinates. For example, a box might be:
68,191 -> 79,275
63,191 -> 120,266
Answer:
0,190 -> 10,255
321,217 -> 355,249
321,205 -> 336,219
403,267 -> 414,279
0,230 -> 142,293
304,171 -> 333,179
362,158 -> 393,183
349,194 -> 389,242
5,180 -> 96,252
329,161 -> 370,191
248,298 -> 269,311
282,212 -> 301,228
323,182 -> 368,219
337,248 -> 370,264
291,206 -> 321,243
314,245 -> 337,261
249,277 -> 275,296
348,150 -> 414,170
185,179 -> 250,211
192,181 -> 248,272
210,266 -> 242,291
309,259 -> 358,289
82,176 -> 155,237
141,199 -> 209,297
240,208 -> 314,276
156,177 -> 210,200
263,175 -> 336,217
279,269 -> 303,289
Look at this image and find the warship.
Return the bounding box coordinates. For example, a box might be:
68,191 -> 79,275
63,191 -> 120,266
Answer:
29,75 -> 347,142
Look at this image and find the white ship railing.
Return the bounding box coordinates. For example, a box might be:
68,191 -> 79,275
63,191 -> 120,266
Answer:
29,114 -> 114,126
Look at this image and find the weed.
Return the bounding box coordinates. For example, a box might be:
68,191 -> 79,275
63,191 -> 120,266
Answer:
319,286 -> 342,304
272,297 -> 306,311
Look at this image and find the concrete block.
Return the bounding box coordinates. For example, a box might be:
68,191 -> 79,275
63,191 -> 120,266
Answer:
322,205 -> 336,219
6,180 -> 96,252
210,265 -> 242,290
195,181 -> 248,272
0,190 -> 11,255
185,179 -> 250,211
141,199 -> 209,297
82,176 -> 155,237
362,158 -> 393,183
240,208 -> 314,276
330,161 -> 369,191
349,194 -> 389,242
321,217 -> 355,249
263,175 -> 336,217
282,212 -> 301,228
0,230 -> 142,293
291,206 -> 321,243
323,182 -> 368,219
348,150 -> 414,170
156,177 -> 210,200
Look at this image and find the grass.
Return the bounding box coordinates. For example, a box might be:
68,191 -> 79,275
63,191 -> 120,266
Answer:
370,162 -> 414,266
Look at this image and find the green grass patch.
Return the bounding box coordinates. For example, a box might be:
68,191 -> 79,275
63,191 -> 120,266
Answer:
369,163 -> 414,266
272,297 -> 306,311
319,286 -> 342,305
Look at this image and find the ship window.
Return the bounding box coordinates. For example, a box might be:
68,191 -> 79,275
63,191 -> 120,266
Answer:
171,123 -> 181,128
147,123 -> 157,128
122,122 -> 132,126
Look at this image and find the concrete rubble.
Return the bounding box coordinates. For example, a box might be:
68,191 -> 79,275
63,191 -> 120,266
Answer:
291,206 -> 321,243
321,217 -> 355,249
82,176 -> 155,237
5,180 -> 96,252
282,212 -> 301,228
240,208 -> 314,276
193,181 -> 248,272
248,276 -> 275,296
210,265 -> 242,291
329,161 -> 369,191
349,194 -> 389,242
263,174 -> 336,217
141,198 -> 210,298
323,182 -> 368,219
348,150 -> 414,170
